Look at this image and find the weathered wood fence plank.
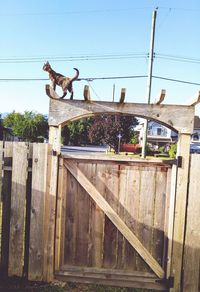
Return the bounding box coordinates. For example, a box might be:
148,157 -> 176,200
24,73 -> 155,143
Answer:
0,141 -> 3,264
170,134 -> 191,292
0,142 -> 13,275
8,142 -> 29,277
28,143 -> 48,281
183,154 -> 200,291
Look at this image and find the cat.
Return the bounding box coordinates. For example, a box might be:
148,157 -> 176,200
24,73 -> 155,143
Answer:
43,61 -> 79,99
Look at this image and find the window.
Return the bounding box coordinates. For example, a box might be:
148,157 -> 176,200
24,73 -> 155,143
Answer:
157,128 -> 162,135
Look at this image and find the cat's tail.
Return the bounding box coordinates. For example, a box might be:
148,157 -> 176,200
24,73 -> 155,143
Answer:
70,68 -> 79,82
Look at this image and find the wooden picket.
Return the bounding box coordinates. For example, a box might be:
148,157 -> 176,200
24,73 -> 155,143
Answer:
28,143 -> 48,280
182,154 -> 200,292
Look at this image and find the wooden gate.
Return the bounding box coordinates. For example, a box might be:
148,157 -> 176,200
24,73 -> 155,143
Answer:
55,154 -> 175,290
47,88 -> 196,291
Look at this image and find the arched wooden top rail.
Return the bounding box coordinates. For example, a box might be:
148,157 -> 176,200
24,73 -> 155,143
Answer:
48,96 -> 195,134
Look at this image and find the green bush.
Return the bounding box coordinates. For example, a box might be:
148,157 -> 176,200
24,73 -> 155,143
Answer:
168,144 -> 177,158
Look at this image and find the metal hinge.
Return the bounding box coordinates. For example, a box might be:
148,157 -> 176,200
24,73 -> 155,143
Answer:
177,156 -> 183,168
172,155 -> 182,168
168,276 -> 174,288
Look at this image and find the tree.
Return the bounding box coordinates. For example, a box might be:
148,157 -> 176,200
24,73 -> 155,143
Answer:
88,114 -> 138,151
3,111 -> 48,142
61,118 -> 92,145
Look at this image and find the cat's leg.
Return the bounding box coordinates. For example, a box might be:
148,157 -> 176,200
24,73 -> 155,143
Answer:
70,90 -> 74,100
52,80 -> 56,90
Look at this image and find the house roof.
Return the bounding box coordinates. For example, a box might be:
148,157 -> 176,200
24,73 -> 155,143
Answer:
194,116 -> 200,129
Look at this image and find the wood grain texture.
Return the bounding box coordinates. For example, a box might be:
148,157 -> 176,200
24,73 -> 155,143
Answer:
64,160 -> 165,278
8,142 -> 28,277
0,141 -> 3,204
49,98 -> 194,134
123,166 -> 141,271
75,162 -> 90,266
28,143 -> 48,281
87,163 -> 105,268
0,142 -> 13,275
55,267 -> 166,290
64,166 -> 78,265
183,154 -> 200,292
43,125 -> 61,281
102,164 -> 119,269
171,134 -> 191,292
55,158 -> 65,272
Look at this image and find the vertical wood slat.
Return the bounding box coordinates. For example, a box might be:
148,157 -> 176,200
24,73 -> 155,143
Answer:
183,154 -> 200,292
115,165 -> 126,270
152,168 -> 167,267
64,166 -> 78,265
28,143 -> 48,281
60,164 -> 67,269
170,134 -> 191,292
137,167 -> 156,272
55,158 -> 65,272
0,141 -> 3,203
88,163 -> 105,268
103,164 -> 119,269
0,142 -> 13,275
75,162 -> 90,266
123,166 -> 140,271
43,126 -> 61,281
0,141 -> 3,264
166,165 -> 177,279
8,142 -> 29,277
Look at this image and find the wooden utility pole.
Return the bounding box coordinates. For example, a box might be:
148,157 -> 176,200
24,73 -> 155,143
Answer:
141,9 -> 157,158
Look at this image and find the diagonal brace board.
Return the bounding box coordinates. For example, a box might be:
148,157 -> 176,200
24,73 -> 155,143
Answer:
64,160 -> 165,279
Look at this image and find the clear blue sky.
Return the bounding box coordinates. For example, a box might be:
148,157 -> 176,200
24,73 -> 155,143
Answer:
1,0 -> 200,115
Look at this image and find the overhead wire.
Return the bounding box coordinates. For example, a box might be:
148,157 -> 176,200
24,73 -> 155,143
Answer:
0,75 -> 200,86
0,53 -> 147,63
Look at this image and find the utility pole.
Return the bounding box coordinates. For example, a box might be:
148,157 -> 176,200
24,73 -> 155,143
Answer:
112,83 -> 115,102
141,9 -> 157,158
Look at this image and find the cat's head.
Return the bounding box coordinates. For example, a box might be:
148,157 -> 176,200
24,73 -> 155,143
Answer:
43,61 -> 51,71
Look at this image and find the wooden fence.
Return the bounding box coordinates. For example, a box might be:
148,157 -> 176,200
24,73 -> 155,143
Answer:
0,142 -> 49,280
0,142 -> 200,291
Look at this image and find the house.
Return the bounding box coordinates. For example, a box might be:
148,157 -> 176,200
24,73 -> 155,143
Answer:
0,124 -> 19,141
136,120 -> 175,149
137,116 -> 200,149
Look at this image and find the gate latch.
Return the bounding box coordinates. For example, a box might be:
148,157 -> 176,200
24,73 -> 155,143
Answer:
177,156 -> 183,168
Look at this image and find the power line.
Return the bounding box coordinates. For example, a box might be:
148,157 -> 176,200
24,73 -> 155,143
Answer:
1,52 -> 200,65
156,53 -> 200,64
0,75 -> 200,86
153,75 -> 200,86
0,53 -> 147,64
0,75 -> 147,82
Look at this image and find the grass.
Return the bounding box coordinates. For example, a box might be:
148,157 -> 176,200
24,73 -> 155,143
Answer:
0,278 -> 156,292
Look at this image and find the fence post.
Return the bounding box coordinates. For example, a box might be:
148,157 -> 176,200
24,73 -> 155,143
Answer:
43,125 -> 61,281
182,154 -> 200,291
170,133 -> 191,292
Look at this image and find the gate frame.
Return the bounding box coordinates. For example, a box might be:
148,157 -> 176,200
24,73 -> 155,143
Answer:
46,85 -> 196,292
